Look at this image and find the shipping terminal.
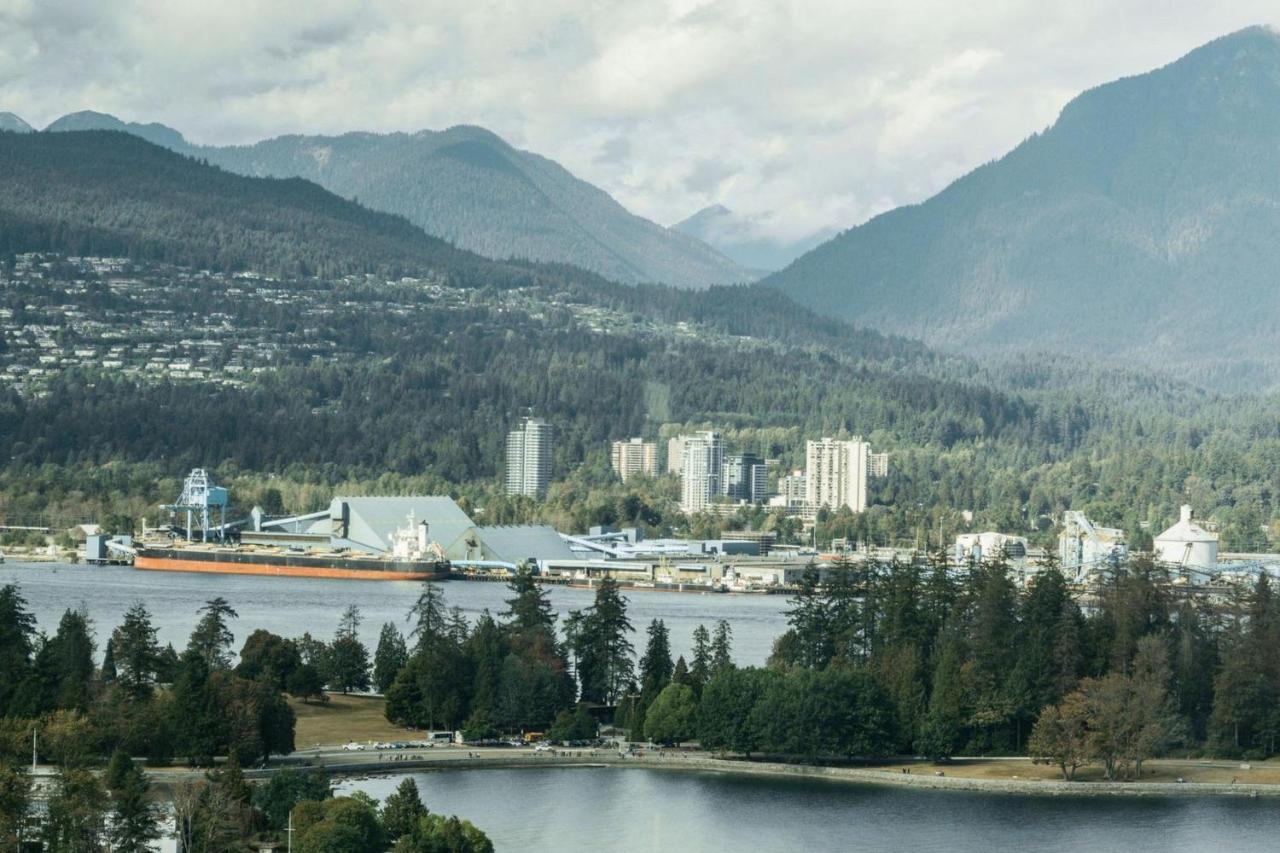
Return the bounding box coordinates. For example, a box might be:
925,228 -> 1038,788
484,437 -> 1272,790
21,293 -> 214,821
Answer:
91,470 -> 832,591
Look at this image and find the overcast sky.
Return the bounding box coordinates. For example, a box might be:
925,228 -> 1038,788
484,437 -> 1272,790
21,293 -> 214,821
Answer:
1,1 -> 1276,242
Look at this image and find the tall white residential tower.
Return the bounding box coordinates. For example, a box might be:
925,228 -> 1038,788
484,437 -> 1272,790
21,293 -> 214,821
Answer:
679,431 -> 724,514
506,418 -> 553,498
805,437 -> 872,513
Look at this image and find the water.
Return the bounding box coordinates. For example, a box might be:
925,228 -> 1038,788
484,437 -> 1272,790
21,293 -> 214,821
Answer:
337,767 -> 1280,852
4,563 -> 789,665
12,562 -> 1278,850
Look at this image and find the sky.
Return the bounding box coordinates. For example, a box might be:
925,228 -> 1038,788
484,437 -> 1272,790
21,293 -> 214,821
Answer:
1,1 -> 1277,244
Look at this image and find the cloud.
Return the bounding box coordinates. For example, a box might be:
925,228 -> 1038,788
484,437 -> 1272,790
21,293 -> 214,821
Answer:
0,0 -> 1277,244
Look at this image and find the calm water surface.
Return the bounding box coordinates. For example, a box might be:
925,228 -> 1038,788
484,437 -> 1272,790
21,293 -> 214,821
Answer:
337,767 -> 1280,853
12,562 -> 1279,851
4,562 -> 788,664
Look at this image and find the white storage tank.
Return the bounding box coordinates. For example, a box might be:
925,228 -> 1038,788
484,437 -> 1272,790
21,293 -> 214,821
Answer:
1154,505 -> 1218,573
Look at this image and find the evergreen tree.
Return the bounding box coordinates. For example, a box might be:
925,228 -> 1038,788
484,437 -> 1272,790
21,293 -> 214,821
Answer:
36,609 -> 96,712
373,623 -> 409,694
966,562 -> 1019,747
170,649 -> 218,766
638,619 -> 674,696
689,625 -> 712,692
783,565 -> 831,669
671,656 -> 691,687
571,578 -> 634,705
447,607 -> 470,645
100,637 -> 117,683
103,749 -> 133,793
465,612 -> 508,720
408,582 -> 450,650
187,597 -> 238,670
381,777 -> 428,841
111,602 -> 162,700
106,754 -> 160,852
329,606 -> 371,694
824,556 -> 863,662
502,567 -> 558,654
918,613 -> 967,759
0,584 -> 36,716
710,619 -> 734,674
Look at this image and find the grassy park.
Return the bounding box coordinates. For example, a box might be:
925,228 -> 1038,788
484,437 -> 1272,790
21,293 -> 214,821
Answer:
289,694 -> 413,748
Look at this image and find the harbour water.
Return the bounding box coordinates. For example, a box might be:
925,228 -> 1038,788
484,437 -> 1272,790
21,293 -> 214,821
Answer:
4,562 -> 789,665
11,562 -> 1280,851
338,766 -> 1280,852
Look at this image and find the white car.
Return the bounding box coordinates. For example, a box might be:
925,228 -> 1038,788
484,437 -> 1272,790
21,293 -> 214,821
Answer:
342,742 -> 365,751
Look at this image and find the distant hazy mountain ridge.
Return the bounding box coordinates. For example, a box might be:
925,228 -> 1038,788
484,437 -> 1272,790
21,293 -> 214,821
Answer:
673,204 -> 833,272
0,112 -> 33,133
765,26 -> 1280,381
40,114 -> 751,289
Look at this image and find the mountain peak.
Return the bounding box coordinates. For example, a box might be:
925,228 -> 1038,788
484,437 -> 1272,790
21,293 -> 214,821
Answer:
674,205 -> 832,273
765,28 -> 1280,384
0,112 -> 33,133
46,110 -> 187,151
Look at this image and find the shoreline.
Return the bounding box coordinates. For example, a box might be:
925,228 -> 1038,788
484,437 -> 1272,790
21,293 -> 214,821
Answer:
5,559 -> 793,596
217,750 -> 1280,799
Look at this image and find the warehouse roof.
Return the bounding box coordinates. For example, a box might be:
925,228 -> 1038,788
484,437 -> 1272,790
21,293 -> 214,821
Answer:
326,495 -> 475,555
453,524 -> 577,564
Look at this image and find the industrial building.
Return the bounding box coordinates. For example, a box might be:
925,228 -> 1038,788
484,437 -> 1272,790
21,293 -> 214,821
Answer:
611,438 -> 658,482
955,531 -> 1029,566
1058,511 -> 1127,579
506,417 -> 553,498
1154,505 -> 1218,579
249,495 -> 473,555
248,495 -> 571,571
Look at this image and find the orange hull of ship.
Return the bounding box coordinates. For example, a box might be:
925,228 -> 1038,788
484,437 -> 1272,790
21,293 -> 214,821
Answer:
133,555 -> 439,581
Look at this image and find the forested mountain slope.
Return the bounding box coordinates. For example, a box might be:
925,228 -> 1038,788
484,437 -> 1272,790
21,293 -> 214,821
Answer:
0,129 -> 525,282
44,114 -> 751,288
766,27 -> 1280,386
3,126 -> 1280,552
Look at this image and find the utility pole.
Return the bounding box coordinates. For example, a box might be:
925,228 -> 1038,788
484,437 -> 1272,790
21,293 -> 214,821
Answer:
287,810 -> 293,853
31,724 -> 37,770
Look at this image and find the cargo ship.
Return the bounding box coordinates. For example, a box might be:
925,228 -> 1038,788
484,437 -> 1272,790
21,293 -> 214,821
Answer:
132,542 -> 449,581
131,473 -> 454,581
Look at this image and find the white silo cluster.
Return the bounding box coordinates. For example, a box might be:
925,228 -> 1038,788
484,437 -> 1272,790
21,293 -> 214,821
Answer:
1154,505 -> 1218,577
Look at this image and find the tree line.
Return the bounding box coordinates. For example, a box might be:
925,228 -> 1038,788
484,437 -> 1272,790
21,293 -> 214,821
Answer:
0,582 -> 493,851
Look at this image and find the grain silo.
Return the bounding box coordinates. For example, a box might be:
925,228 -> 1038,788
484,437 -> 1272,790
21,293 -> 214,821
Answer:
1153,505 -> 1218,575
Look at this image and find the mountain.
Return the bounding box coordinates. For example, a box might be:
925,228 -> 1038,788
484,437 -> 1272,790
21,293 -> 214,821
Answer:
46,110 -> 188,151
0,129 -> 520,282
44,114 -> 752,289
0,112 -> 33,133
673,204 -> 833,272
765,26 -> 1280,384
